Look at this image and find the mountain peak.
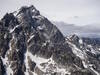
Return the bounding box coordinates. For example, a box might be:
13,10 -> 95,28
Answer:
67,34 -> 79,41
0,5 -> 100,75
0,5 -> 70,75
13,5 -> 40,17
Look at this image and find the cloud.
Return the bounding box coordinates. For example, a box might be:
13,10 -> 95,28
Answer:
53,21 -> 100,37
73,16 -> 79,19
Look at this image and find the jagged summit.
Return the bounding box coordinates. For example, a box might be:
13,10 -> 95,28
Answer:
67,34 -> 79,41
0,5 -> 100,75
16,5 -> 40,16
0,5 -> 69,75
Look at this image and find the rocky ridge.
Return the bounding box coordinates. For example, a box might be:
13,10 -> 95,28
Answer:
0,5 -> 100,75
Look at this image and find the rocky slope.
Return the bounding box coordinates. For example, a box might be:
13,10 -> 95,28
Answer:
0,5 -> 100,75
66,34 -> 100,75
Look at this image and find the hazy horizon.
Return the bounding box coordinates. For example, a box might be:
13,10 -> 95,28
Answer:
53,21 -> 100,37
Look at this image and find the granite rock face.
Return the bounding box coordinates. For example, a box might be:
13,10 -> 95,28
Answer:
0,5 -> 100,75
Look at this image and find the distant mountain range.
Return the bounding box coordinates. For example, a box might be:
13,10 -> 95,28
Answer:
53,21 -> 100,38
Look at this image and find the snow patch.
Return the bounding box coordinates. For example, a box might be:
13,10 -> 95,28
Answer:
27,51 -> 48,65
90,67 -> 100,75
42,42 -> 47,46
37,26 -> 43,30
24,50 -> 49,75
82,61 -> 88,68
32,72 -> 37,75
67,41 -> 85,60
9,25 -> 20,33
1,36 -> 14,75
24,51 -> 70,75
87,45 -> 99,54
32,15 -> 44,21
2,36 -> 15,75
79,39 -> 83,44
99,48 -> 100,51
27,35 -> 34,42
24,50 -> 30,75
1,57 -> 13,75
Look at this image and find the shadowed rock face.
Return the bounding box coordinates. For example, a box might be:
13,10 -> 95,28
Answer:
0,5 -> 99,75
0,58 -> 5,75
71,70 -> 94,75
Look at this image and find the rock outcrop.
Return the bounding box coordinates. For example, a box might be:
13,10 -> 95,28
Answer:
0,5 -> 100,75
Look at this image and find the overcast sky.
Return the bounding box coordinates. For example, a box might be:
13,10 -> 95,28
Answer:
0,0 -> 100,26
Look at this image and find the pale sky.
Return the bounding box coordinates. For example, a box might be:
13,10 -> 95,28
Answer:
0,0 -> 100,26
